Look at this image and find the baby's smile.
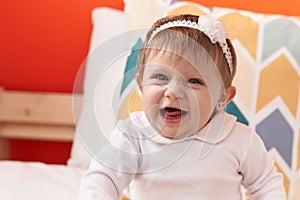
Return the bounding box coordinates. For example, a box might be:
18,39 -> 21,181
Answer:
160,107 -> 188,123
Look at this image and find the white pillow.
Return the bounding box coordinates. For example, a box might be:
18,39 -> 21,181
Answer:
67,7 -> 126,169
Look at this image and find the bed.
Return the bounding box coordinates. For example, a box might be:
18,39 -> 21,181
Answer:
0,90 -> 83,199
0,2 -> 299,199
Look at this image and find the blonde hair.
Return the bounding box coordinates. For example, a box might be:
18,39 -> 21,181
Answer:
136,14 -> 237,88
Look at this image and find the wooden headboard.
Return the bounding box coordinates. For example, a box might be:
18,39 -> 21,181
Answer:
0,89 -> 82,159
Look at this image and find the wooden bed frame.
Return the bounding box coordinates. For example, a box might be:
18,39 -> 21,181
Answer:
0,89 -> 82,159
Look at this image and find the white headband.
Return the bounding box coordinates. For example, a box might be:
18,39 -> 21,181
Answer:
148,15 -> 234,74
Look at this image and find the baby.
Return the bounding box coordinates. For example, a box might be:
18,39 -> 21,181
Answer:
79,14 -> 286,200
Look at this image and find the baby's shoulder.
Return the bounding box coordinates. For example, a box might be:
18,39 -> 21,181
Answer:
111,111 -> 146,139
226,117 -> 255,143
231,120 -> 252,134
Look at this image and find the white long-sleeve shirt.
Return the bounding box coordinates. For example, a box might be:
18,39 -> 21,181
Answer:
79,111 -> 286,200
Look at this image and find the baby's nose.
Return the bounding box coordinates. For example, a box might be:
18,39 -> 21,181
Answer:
164,82 -> 184,99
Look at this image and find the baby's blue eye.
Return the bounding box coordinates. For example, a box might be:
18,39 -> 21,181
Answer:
155,74 -> 168,81
188,78 -> 201,84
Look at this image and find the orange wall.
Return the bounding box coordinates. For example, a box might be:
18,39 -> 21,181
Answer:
0,0 -> 298,164
0,0 -> 124,93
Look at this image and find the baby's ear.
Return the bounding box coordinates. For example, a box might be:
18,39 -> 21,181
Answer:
224,86 -> 236,105
136,74 -> 142,91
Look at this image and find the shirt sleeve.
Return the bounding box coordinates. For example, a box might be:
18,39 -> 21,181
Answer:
78,123 -> 140,200
240,130 -> 287,200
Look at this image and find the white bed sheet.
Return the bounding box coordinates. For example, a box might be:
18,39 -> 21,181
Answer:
0,161 -> 83,200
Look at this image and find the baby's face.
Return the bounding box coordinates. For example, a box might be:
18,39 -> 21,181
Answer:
140,51 -> 224,139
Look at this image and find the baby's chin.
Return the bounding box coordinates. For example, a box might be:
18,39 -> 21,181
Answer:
144,109 -> 202,138
154,125 -> 199,139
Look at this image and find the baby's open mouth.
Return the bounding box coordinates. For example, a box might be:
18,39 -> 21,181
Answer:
160,107 -> 188,120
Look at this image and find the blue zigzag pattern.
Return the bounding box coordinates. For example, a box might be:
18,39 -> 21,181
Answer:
262,18 -> 300,66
